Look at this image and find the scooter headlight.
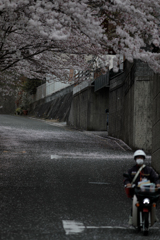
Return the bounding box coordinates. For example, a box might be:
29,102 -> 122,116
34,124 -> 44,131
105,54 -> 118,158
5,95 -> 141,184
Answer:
143,198 -> 150,205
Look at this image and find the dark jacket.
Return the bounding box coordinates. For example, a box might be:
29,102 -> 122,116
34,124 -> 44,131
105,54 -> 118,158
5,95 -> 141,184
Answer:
124,164 -> 160,186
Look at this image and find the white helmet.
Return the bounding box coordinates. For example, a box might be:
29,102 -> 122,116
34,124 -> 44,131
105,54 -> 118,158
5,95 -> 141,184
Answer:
133,150 -> 146,159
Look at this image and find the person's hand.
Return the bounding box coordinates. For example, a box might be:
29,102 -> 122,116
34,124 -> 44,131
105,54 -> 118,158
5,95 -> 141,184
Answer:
126,183 -> 132,188
156,184 -> 160,188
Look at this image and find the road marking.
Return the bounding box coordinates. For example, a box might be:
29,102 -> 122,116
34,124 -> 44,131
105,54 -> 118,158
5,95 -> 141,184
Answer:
86,226 -> 128,229
89,182 -> 110,185
51,155 -> 61,159
62,220 -> 129,235
62,220 -> 159,235
62,220 -> 85,235
50,153 -> 133,160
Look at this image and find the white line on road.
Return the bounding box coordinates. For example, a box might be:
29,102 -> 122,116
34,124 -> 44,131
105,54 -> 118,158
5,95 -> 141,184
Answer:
50,154 -> 133,160
51,155 -> 61,159
62,220 -> 128,235
62,220 -> 159,235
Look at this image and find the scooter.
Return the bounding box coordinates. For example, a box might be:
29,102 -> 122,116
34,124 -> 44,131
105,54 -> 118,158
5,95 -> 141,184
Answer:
123,173 -> 160,236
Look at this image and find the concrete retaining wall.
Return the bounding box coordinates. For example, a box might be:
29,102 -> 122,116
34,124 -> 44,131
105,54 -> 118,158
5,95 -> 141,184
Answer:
152,73 -> 160,172
29,85 -> 74,122
68,85 -> 109,130
109,61 -> 134,145
109,73 -> 125,140
109,60 -> 153,153
133,62 -> 153,152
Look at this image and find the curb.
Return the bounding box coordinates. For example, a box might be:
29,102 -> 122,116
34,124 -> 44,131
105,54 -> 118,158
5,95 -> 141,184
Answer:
83,131 -> 132,152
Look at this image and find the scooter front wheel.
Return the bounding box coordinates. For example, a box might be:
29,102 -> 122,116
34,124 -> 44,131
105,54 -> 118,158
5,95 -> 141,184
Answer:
143,212 -> 149,236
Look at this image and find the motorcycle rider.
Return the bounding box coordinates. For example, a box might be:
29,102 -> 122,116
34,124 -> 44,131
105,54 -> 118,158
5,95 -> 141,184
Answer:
124,149 -> 160,224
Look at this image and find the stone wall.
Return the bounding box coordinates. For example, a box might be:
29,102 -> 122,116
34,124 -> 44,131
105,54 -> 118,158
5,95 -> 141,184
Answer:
68,86 -> 109,130
152,73 -> 160,172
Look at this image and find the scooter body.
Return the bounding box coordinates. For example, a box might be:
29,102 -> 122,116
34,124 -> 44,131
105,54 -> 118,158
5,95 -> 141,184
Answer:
132,185 -> 160,235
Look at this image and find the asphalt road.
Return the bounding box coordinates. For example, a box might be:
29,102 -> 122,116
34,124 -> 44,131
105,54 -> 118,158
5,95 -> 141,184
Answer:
0,114 -> 160,240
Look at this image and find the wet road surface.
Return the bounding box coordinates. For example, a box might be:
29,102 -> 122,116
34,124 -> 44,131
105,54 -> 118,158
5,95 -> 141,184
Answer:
0,114 -> 160,239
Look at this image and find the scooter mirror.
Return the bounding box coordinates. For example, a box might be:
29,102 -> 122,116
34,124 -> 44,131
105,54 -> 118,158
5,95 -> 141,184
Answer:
123,173 -> 132,182
123,173 -> 129,178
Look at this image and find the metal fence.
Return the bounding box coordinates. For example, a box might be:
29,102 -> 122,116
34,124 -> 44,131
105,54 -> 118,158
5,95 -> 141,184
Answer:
35,81 -> 70,101
74,70 -> 93,84
46,81 -> 70,96
36,83 -> 46,101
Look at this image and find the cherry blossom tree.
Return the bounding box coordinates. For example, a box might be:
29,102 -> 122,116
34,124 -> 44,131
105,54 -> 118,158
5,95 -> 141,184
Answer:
0,0 -> 160,95
98,0 -> 160,72
0,0 -> 104,82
